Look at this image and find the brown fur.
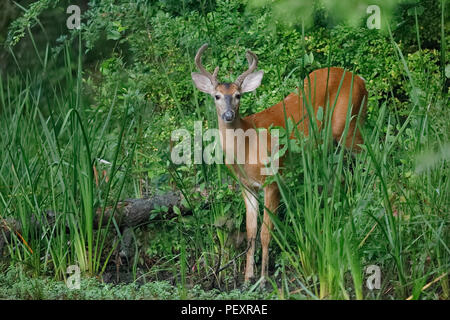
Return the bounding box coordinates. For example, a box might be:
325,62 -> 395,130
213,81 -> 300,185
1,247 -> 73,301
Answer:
216,83 -> 239,94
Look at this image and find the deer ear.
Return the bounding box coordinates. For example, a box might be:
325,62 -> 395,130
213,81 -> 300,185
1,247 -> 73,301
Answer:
240,70 -> 264,93
191,72 -> 215,94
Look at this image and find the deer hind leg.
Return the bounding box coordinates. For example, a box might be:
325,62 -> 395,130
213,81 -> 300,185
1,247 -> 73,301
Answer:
344,119 -> 364,151
345,93 -> 367,152
260,183 -> 280,281
243,188 -> 259,282
332,106 -> 365,152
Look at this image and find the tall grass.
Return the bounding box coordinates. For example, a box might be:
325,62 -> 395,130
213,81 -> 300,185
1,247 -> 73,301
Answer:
0,37 -> 137,279
264,13 -> 449,299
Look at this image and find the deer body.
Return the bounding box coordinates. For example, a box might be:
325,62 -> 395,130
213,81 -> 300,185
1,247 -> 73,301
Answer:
192,44 -> 367,283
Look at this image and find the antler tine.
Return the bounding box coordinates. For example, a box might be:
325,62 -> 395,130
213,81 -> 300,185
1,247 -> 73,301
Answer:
212,66 -> 219,79
235,50 -> 258,86
246,51 -> 254,66
194,43 -> 219,87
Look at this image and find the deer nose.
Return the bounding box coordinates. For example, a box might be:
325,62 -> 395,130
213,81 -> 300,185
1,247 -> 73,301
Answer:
222,110 -> 235,122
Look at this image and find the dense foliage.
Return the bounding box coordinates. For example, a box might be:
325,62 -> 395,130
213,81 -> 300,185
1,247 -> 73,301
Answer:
0,0 -> 448,300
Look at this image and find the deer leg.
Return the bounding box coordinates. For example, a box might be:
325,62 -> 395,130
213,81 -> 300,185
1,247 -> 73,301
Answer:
260,183 -> 280,281
344,95 -> 366,152
243,188 -> 259,282
338,117 -> 363,151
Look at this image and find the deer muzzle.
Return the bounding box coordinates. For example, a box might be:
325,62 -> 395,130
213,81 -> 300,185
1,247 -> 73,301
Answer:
222,110 -> 235,123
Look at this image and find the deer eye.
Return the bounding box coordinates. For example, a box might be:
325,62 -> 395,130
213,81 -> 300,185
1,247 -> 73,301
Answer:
215,95 -> 220,100
235,94 -> 241,99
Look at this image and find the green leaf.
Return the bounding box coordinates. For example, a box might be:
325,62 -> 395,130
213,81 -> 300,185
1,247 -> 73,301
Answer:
304,53 -> 310,65
173,205 -> 181,216
410,87 -> 425,106
316,106 -> 324,122
107,30 -> 121,40
223,203 -> 231,213
289,139 -> 302,153
213,215 -> 228,228
270,126 -> 287,140
286,118 -> 296,135
273,144 -> 288,160
407,5 -> 424,16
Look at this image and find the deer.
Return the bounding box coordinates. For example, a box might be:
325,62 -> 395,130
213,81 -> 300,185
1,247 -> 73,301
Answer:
191,43 -> 368,284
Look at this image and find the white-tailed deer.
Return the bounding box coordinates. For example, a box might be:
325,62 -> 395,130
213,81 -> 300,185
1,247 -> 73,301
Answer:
191,43 -> 367,283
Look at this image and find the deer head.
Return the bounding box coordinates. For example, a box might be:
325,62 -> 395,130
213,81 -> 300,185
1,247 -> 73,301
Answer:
191,43 -> 264,124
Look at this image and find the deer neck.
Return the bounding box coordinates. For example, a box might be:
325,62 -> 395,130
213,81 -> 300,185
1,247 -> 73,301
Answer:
217,114 -> 249,162
217,115 -> 245,132
217,112 -> 252,142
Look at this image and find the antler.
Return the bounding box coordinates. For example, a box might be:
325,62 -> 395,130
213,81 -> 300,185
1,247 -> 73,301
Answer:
194,43 -> 219,87
234,50 -> 258,87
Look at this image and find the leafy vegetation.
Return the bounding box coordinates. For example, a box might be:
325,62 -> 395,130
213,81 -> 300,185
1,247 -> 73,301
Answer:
0,0 -> 448,299
0,265 -> 272,299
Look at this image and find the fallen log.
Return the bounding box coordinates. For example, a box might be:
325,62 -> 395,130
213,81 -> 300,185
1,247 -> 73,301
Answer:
0,191 -> 189,257
95,191 -> 188,227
